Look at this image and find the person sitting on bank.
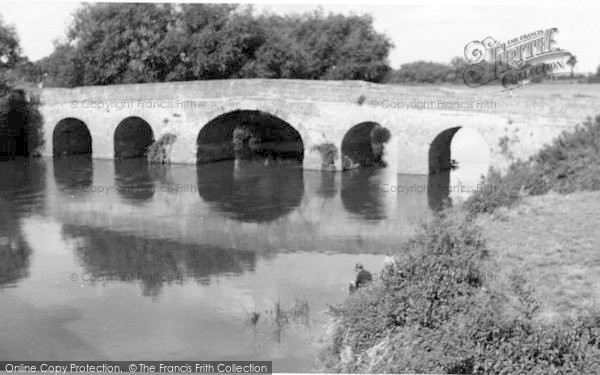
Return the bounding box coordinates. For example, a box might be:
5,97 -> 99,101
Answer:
355,263 -> 372,288
349,263 -> 373,294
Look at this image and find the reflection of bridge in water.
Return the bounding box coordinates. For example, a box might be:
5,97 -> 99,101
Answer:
46,158 -> 432,256
0,148 -> 486,293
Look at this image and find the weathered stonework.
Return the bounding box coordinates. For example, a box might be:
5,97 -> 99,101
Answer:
38,79 -> 600,174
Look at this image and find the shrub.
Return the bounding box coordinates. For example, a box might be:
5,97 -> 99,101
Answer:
232,126 -> 262,159
369,125 -> 391,144
463,162 -> 533,216
312,142 -> 338,171
0,89 -> 44,158
319,211 -> 600,373
319,211 -> 488,372
147,133 -> 177,164
465,115 -> 600,215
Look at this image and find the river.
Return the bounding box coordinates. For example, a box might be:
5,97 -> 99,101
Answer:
0,157 -> 457,371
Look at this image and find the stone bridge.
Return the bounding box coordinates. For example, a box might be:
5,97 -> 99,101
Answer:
39,79 -> 599,176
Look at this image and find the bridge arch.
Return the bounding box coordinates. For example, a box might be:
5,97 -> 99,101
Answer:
114,116 -> 155,159
341,122 -> 391,170
196,110 -> 304,165
53,118 -> 92,157
428,126 -> 491,209
429,127 -> 462,174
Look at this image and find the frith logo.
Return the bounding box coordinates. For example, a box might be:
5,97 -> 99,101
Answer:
463,28 -> 573,90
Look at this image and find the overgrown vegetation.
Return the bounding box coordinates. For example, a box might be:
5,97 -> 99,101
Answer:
245,296 -> 311,343
320,115 -> 600,373
232,126 -> 260,160
319,211 -> 600,373
465,115 -> 600,216
146,132 -> 177,164
312,143 -> 338,171
0,17 -> 44,160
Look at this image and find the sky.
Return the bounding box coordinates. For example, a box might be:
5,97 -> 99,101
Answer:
0,0 -> 599,73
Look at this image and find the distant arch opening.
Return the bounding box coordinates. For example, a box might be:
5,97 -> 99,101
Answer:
428,127 -> 490,210
114,117 -> 154,159
341,122 -> 391,170
53,118 -> 92,157
196,110 -> 304,165
429,127 -> 461,174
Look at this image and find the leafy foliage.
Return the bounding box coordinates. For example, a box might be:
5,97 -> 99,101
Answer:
386,57 -> 468,84
38,4 -> 393,86
147,133 -> 177,164
0,17 -> 44,159
319,212 -> 600,373
465,116 -> 600,215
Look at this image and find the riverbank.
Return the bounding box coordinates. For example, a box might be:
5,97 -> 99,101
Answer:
478,190 -> 600,322
317,116 -> 600,373
317,192 -> 600,373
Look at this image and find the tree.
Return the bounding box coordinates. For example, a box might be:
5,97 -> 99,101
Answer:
66,3 -> 176,85
36,44 -> 81,87
0,17 -> 20,72
0,17 -> 43,159
385,57 -> 469,84
38,4 -> 393,86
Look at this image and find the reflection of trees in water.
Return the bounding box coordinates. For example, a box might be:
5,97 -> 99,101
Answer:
427,170 -> 452,211
341,167 -> 386,221
53,155 -> 93,193
0,159 -> 46,287
63,225 -> 256,298
197,161 -> 304,223
114,158 -> 155,203
0,202 -> 33,287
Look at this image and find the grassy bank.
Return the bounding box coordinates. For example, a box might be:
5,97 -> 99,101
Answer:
479,191 -> 600,322
318,116 -> 600,373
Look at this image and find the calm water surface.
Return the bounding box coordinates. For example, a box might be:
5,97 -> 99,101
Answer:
0,157 -> 454,371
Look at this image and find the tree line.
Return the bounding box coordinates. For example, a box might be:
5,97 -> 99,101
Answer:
0,4 -> 478,87
33,4 -> 392,87
2,3 -> 600,88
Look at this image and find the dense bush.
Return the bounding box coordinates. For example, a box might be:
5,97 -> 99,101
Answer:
465,115 -> 600,215
312,143 -> 338,171
319,212 -> 600,373
232,126 -> 260,160
147,133 -> 177,164
0,89 -> 44,159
